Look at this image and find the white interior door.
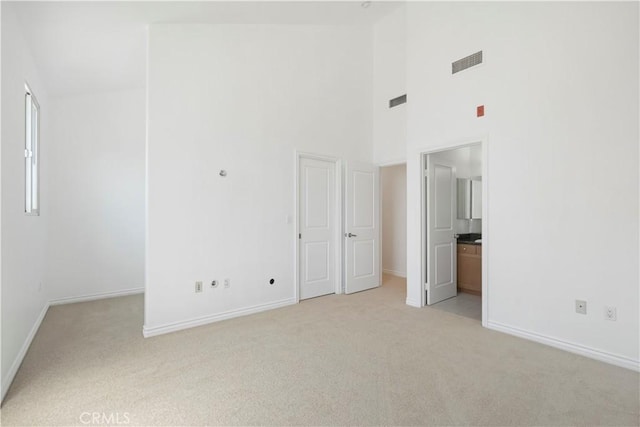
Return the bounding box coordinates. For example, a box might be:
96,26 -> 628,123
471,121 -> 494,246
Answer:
345,161 -> 380,294
426,155 -> 457,305
299,158 -> 336,300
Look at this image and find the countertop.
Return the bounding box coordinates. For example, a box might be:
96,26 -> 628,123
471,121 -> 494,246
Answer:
456,233 -> 482,246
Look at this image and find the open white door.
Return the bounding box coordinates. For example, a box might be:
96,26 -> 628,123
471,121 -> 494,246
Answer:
299,157 -> 336,300
426,155 -> 457,305
345,161 -> 380,294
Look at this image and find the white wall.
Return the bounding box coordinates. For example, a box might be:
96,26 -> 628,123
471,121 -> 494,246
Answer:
46,89 -> 145,302
1,6 -> 50,399
404,2 -> 639,368
373,5 -> 406,165
381,164 -> 406,277
145,24 -> 373,334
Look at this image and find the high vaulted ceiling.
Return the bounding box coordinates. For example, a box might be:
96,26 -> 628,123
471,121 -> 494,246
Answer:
6,1 -> 403,97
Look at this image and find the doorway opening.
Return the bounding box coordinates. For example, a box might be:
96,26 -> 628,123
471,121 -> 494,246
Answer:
421,141 -> 486,323
295,153 -> 382,302
380,162 -> 407,303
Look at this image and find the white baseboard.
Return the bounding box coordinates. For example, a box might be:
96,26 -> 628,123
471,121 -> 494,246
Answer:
383,269 -> 406,278
143,298 -> 297,338
488,320 -> 640,372
406,297 -> 422,308
49,287 -> 144,306
1,301 -> 49,402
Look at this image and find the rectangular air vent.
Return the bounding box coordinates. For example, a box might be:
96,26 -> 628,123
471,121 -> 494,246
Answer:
389,94 -> 407,108
452,51 -> 483,74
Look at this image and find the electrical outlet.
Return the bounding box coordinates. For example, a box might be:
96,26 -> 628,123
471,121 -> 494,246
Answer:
211,280 -> 219,288
195,281 -> 203,293
224,278 -> 230,288
575,300 -> 587,315
605,306 -> 617,321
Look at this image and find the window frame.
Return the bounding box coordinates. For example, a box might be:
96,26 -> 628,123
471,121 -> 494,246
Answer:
25,83 -> 40,216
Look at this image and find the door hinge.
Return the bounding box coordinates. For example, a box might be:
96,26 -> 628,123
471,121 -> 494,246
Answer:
299,233 -> 301,239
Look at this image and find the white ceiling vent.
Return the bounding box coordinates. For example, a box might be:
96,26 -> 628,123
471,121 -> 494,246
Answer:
452,51 -> 483,74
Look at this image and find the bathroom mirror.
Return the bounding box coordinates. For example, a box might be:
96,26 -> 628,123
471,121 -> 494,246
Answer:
457,178 -> 471,219
457,177 -> 482,219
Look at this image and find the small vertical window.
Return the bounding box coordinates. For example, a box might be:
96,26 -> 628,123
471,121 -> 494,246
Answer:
25,83 -> 40,215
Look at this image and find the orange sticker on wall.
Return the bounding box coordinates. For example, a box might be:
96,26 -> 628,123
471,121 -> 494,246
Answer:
477,105 -> 485,117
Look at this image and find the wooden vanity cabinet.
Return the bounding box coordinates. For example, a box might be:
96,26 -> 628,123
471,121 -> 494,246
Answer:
457,244 -> 481,295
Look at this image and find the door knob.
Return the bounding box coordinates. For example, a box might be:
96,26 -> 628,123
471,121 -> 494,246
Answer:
346,233 -> 357,238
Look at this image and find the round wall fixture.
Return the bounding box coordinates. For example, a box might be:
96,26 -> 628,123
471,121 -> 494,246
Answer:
219,170 -> 227,177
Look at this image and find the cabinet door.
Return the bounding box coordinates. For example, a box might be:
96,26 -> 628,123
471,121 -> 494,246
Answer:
457,246 -> 481,295
457,244 -> 477,255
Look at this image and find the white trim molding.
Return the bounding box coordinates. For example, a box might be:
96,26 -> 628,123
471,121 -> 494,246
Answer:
1,302 -> 49,401
405,298 -> 421,308
383,269 -> 406,278
378,159 -> 407,167
49,287 -> 144,306
488,320 -> 640,372
142,298 -> 297,338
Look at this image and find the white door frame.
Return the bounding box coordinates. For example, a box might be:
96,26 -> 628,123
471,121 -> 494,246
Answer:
420,137 -> 489,327
294,151 -> 343,303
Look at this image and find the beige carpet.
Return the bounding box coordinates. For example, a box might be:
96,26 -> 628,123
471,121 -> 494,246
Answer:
1,275 -> 638,426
